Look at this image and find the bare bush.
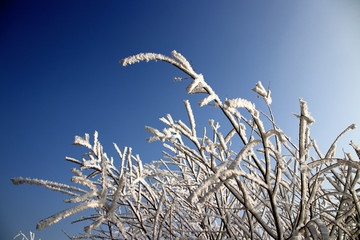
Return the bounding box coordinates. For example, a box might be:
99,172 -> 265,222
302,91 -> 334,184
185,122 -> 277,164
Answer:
12,51 -> 360,239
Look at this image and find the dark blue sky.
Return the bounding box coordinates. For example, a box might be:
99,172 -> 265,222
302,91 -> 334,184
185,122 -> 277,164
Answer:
1,1 -> 360,239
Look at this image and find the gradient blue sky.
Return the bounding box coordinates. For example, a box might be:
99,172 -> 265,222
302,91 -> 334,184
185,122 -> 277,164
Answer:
1,1 -> 360,239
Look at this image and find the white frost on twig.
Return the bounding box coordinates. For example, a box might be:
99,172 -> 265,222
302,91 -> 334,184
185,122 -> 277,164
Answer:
252,81 -> 272,105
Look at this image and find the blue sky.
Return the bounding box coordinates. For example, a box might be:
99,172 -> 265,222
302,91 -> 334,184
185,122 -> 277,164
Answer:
1,1 -> 360,239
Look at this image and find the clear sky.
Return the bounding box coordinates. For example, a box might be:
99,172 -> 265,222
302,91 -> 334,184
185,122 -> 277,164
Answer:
1,1 -> 360,239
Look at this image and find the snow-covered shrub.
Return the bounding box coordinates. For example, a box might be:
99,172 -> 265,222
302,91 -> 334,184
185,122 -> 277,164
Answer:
12,51 -> 360,239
